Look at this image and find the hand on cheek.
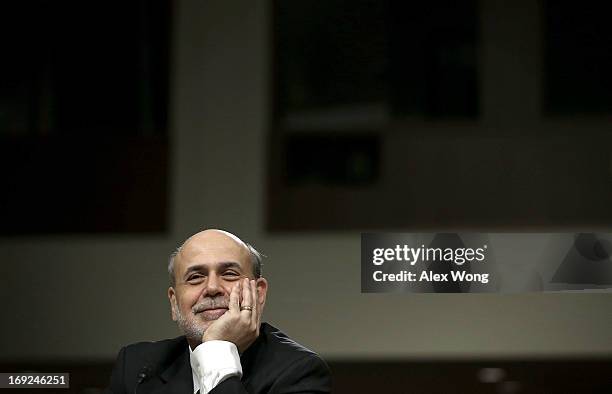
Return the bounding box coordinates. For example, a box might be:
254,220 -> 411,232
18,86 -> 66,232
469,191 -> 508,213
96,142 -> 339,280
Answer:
202,278 -> 261,353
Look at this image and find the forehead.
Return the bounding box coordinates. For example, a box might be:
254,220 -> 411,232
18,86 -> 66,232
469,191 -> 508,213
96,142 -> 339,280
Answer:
175,232 -> 252,273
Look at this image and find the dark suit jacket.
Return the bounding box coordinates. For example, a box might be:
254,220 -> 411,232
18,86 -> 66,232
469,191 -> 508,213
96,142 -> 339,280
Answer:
106,323 -> 331,394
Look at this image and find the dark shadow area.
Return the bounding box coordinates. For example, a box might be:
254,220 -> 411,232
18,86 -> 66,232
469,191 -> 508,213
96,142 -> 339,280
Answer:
2,359 -> 611,393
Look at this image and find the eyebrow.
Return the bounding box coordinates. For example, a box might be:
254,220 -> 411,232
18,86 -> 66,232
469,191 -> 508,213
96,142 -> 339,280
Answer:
183,261 -> 244,278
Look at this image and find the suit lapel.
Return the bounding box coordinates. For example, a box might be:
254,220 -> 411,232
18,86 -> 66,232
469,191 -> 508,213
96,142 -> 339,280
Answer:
239,326 -> 267,388
149,346 -> 193,394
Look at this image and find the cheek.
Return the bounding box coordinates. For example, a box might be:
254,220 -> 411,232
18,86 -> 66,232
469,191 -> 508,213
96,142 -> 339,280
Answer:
177,290 -> 199,311
221,283 -> 235,295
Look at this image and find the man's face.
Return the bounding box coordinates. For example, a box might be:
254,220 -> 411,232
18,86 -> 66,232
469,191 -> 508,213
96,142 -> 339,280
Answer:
167,230 -> 265,345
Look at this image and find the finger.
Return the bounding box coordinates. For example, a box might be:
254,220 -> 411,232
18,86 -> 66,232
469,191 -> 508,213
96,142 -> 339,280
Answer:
240,277 -> 250,306
254,280 -> 263,330
241,278 -> 252,318
229,280 -> 240,313
250,279 -> 258,327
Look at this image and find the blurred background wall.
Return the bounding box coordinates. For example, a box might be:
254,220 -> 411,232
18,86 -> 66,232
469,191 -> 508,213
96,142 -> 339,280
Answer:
0,1 -> 611,393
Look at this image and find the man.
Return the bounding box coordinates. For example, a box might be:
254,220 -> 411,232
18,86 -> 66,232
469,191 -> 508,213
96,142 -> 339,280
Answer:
106,229 -> 331,394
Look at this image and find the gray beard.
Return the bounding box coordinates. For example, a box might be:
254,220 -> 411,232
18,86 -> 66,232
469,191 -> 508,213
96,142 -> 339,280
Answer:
174,304 -> 205,344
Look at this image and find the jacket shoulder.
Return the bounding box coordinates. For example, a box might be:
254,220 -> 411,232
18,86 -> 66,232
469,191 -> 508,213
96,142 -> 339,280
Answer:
261,323 -> 321,361
123,336 -> 187,354
108,336 -> 188,394
242,323 -> 331,393
259,323 -> 330,377
121,336 -> 188,376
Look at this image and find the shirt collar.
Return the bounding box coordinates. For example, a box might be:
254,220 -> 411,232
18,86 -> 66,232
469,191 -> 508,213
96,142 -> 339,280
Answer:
188,345 -> 200,394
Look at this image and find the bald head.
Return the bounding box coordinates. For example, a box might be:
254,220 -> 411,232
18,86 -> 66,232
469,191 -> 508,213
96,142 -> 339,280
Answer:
168,229 -> 263,286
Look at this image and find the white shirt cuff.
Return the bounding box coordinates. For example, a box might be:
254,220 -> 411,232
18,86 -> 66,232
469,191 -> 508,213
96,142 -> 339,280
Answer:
192,340 -> 242,394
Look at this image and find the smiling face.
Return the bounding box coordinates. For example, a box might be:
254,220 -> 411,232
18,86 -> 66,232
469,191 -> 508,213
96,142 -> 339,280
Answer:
167,230 -> 267,347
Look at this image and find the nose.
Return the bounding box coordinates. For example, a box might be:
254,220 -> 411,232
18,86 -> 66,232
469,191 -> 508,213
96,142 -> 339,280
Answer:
203,272 -> 223,297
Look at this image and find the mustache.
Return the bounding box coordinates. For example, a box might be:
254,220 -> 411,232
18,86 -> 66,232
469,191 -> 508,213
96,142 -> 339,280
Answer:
192,296 -> 229,314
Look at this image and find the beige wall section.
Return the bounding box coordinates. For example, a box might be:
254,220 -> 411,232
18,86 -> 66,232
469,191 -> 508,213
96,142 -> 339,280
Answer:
1,0 -> 611,361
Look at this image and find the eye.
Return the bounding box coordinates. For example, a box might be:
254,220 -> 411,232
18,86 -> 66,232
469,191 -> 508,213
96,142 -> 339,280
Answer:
223,271 -> 240,278
187,274 -> 205,283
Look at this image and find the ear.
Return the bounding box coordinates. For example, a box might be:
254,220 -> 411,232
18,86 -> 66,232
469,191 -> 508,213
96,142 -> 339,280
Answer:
255,278 -> 268,309
168,286 -> 178,321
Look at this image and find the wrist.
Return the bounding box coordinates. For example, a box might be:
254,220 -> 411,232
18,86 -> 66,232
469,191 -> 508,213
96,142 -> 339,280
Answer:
202,331 -> 217,343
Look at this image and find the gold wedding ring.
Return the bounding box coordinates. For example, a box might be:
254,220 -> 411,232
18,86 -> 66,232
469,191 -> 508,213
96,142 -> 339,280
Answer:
240,305 -> 253,311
